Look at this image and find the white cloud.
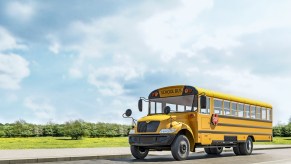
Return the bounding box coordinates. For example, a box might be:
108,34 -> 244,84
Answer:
6,1 -> 35,22
88,58 -> 145,96
202,67 -> 291,125
49,41 -> 60,54
24,97 -> 56,121
0,26 -> 26,51
47,34 -> 61,54
6,94 -> 18,103
0,54 -> 30,90
139,0 -> 214,61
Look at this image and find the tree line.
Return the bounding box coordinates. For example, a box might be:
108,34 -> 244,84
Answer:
0,120 -> 131,140
273,123 -> 291,137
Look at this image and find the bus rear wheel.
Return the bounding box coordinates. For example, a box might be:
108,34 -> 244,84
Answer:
130,145 -> 149,159
204,148 -> 212,154
233,145 -> 241,155
171,135 -> 190,161
239,137 -> 253,155
204,147 -> 223,155
212,147 -> 223,155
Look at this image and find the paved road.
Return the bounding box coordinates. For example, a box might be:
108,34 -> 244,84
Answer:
37,148 -> 291,164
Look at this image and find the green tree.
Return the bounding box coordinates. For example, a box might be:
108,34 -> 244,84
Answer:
281,126 -> 291,137
65,120 -> 89,140
273,126 -> 282,137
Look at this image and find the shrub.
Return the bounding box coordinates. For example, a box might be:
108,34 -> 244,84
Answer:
65,120 -> 89,140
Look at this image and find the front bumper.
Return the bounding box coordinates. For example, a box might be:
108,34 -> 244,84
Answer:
129,134 -> 176,146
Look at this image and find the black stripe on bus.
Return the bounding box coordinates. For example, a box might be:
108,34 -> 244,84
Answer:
219,115 -> 272,123
256,140 -> 272,142
218,123 -> 273,129
198,130 -> 272,136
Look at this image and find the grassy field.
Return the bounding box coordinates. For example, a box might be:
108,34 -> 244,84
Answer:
0,137 -> 290,149
254,137 -> 291,145
0,137 -> 129,149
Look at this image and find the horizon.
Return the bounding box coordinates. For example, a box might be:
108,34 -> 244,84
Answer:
0,0 -> 291,125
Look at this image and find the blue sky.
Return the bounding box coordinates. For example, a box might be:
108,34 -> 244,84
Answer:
0,0 -> 291,124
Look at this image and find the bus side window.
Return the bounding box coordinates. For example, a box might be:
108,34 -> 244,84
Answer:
256,107 -> 261,119
214,99 -> 222,114
224,101 -> 230,115
231,102 -> 237,116
262,107 -> 267,120
250,106 -> 256,118
238,103 -> 244,117
268,108 -> 272,120
245,105 -> 250,118
200,97 -> 210,114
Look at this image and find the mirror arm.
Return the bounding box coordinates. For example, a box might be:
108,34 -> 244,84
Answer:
140,97 -> 149,102
122,114 -> 137,125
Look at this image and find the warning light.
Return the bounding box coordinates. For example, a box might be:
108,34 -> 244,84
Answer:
152,92 -> 159,97
184,88 -> 192,94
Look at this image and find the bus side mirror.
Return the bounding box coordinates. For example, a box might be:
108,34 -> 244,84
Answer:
138,99 -> 143,112
164,106 -> 171,115
125,109 -> 132,117
200,95 -> 207,109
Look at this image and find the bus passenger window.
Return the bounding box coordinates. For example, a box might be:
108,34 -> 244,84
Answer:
262,108 -> 267,120
256,107 -> 261,119
245,105 -> 250,118
200,97 -> 210,114
231,102 -> 237,116
238,104 -> 244,117
250,106 -> 256,118
214,99 -> 222,114
267,109 -> 272,120
224,101 -> 230,115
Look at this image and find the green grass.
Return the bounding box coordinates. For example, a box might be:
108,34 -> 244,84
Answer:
0,137 -> 290,149
255,137 -> 291,145
0,137 -> 129,149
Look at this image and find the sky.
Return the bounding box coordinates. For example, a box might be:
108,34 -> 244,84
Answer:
0,0 -> 291,125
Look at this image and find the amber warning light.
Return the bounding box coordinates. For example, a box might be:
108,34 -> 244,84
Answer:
184,88 -> 193,94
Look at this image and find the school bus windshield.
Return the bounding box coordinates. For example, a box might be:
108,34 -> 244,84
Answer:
148,95 -> 198,114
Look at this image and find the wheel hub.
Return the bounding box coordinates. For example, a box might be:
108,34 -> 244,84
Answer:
247,140 -> 252,150
180,141 -> 187,154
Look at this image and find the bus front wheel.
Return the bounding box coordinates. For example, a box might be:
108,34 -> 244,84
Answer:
171,135 -> 190,161
130,145 -> 149,159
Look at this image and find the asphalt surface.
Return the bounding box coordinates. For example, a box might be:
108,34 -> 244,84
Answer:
36,148 -> 291,164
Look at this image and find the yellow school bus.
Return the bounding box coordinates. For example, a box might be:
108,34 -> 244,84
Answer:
123,85 -> 272,161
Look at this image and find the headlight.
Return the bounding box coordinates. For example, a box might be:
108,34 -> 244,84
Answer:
159,128 -> 176,133
129,129 -> 135,134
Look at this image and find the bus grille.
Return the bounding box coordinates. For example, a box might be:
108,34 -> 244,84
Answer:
137,121 -> 160,132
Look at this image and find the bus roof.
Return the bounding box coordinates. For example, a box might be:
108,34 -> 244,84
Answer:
148,85 -> 272,109
196,87 -> 272,109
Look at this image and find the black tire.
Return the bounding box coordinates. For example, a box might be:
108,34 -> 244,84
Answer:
171,135 -> 190,161
239,137 -> 253,155
210,147 -> 223,155
130,145 -> 149,159
233,144 -> 241,155
204,148 -> 212,154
